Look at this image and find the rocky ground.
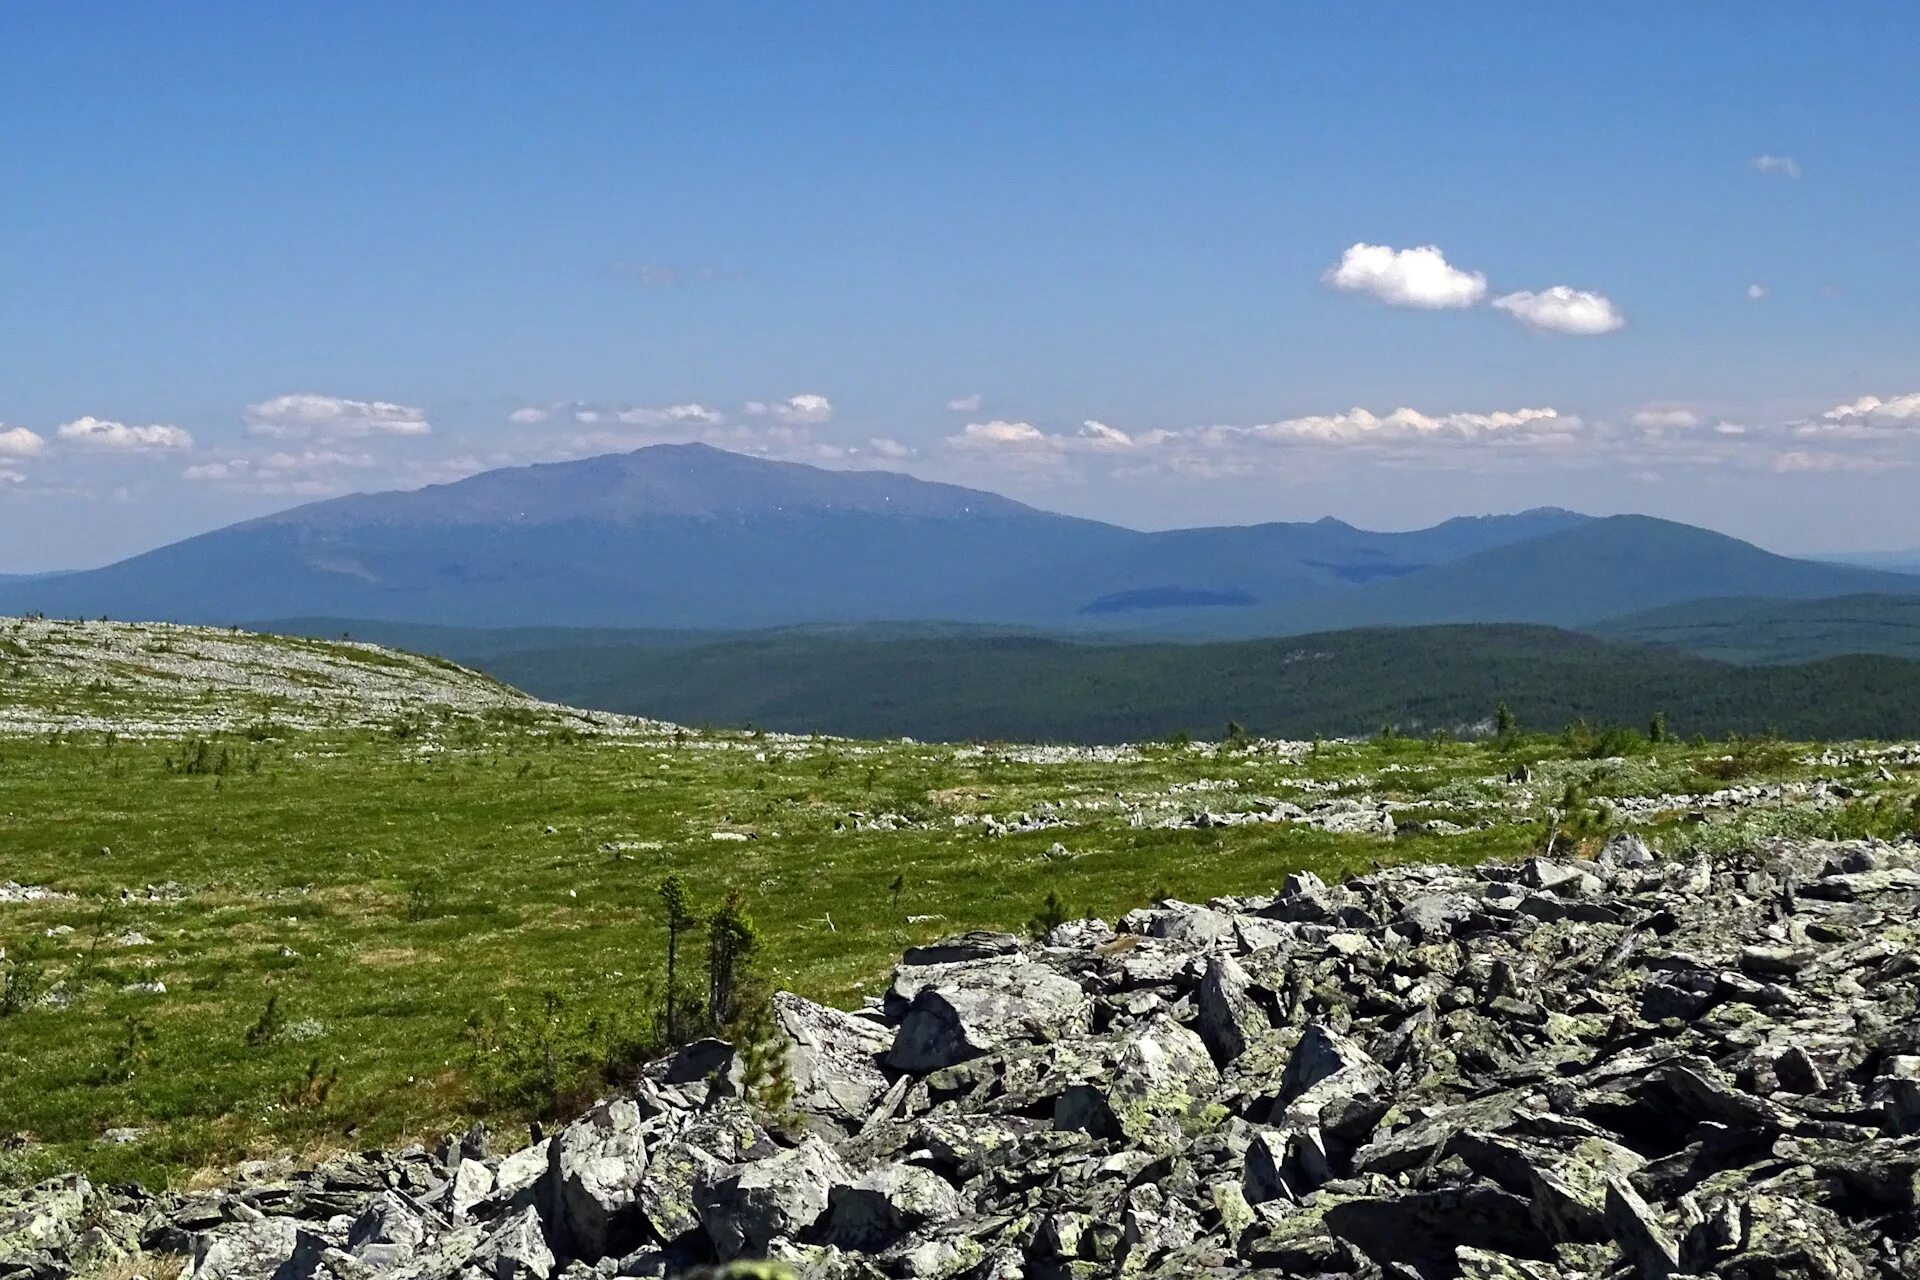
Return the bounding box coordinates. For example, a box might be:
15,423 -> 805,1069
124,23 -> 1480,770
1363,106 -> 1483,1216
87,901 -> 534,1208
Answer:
11,832 -> 1920,1279
0,618 -> 673,737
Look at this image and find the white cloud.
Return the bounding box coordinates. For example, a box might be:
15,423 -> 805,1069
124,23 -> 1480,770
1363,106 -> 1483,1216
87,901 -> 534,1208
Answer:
515,400 -> 729,429
0,468 -> 23,485
943,405 -> 1577,478
56,416 -> 194,451
1491,286 -> 1625,336
1818,393 -> 1920,428
1746,283 -> 1769,301
868,437 -> 913,460
1794,393 -> 1920,445
1631,409 -> 1701,430
948,420 -> 1051,451
1245,406 -> 1572,445
945,393 -> 984,412
1752,154 -> 1802,179
617,403 -> 725,427
1075,420 -> 1136,450
1323,243 -> 1488,309
245,393 -> 431,438
744,393 -> 834,425
0,427 -> 47,458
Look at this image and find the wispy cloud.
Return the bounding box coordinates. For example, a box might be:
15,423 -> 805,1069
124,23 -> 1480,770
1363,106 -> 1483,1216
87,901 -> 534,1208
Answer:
744,393 -> 833,425
1631,409 -> 1701,430
611,262 -> 736,288
1752,154 -> 1802,179
1772,450 -> 1904,474
513,401 -> 727,428
244,394 -> 431,439
1746,283 -> 1769,301
184,447 -> 377,495
945,393 -> 984,412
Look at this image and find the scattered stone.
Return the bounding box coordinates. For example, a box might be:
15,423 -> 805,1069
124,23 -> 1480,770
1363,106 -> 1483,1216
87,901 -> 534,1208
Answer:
10,834 -> 1920,1279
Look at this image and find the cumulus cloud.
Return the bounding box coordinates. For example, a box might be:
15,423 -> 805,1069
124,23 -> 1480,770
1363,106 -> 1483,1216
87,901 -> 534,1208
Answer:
245,393 -> 431,438
1323,243 -> 1488,309
0,468 -> 23,485
56,416 -> 194,451
507,406 -> 552,425
744,393 -> 834,425
1747,283 -> 1769,301
0,426 -> 47,458
1816,393 -> 1920,430
948,420 -> 1050,451
945,393 -> 984,412
1491,287 -> 1625,336
1631,409 -> 1701,430
1752,154 -> 1802,179
869,437 -> 914,460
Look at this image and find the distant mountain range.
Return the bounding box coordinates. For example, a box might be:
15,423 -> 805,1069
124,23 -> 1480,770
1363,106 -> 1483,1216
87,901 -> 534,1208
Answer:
3,442 -> 1917,632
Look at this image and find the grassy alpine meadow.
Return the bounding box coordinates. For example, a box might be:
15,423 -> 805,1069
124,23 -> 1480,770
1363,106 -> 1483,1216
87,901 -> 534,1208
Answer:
1,618 -> 1918,1190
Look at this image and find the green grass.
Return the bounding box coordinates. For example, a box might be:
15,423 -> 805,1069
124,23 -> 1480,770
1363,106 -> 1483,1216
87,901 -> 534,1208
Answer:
1,623 -> 1917,1191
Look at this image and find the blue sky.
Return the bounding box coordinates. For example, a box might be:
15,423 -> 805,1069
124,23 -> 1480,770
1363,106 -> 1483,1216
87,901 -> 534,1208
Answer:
3,3 -> 1918,569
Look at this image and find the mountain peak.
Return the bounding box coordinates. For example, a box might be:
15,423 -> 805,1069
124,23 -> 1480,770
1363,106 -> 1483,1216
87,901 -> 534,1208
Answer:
249,442 -> 1059,530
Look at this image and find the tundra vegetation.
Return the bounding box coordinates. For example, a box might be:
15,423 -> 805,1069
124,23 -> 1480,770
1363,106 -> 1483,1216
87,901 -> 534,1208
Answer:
1,616 -> 1917,1195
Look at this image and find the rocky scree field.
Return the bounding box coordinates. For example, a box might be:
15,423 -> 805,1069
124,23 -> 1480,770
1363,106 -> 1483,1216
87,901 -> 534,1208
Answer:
2,618 -> 1919,1273
15,834 -> 1920,1279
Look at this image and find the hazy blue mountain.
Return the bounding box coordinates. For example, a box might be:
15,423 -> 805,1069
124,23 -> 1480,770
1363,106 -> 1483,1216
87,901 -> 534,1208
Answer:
1590,593 -> 1920,664
1249,515 -> 1920,633
2,444 -> 1911,632
1819,549 -> 1920,575
0,445 -> 1135,628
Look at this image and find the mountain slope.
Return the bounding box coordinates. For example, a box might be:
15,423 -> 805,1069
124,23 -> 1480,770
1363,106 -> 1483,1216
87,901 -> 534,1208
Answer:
1262,515 -> 1920,631
1590,593 -> 1920,664
1,446 -> 1908,632
470,622 -> 1920,743
0,445 -> 1140,628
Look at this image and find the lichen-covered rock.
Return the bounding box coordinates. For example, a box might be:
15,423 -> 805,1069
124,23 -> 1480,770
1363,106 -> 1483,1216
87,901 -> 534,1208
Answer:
542,1098 -> 649,1260
693,1135 -> 848,1260
887,957 -> 1091,1072
770,993 -> 892,1132
822,1165 -> 961,1249
464,1207 -> 554,1280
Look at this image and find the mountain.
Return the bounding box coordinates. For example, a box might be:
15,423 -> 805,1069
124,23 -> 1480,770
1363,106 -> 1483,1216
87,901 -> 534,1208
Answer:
2,444 -> 1913,632
1590,593 -> 1920,664
1820,549 -> 1920,576
453,622 -> 1920,743
1253,515 -> 1920,632
0,445 -> 1132,628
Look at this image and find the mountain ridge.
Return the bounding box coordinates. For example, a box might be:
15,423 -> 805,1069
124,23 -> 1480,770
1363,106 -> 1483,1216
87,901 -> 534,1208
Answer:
1,443 -> 1914,632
